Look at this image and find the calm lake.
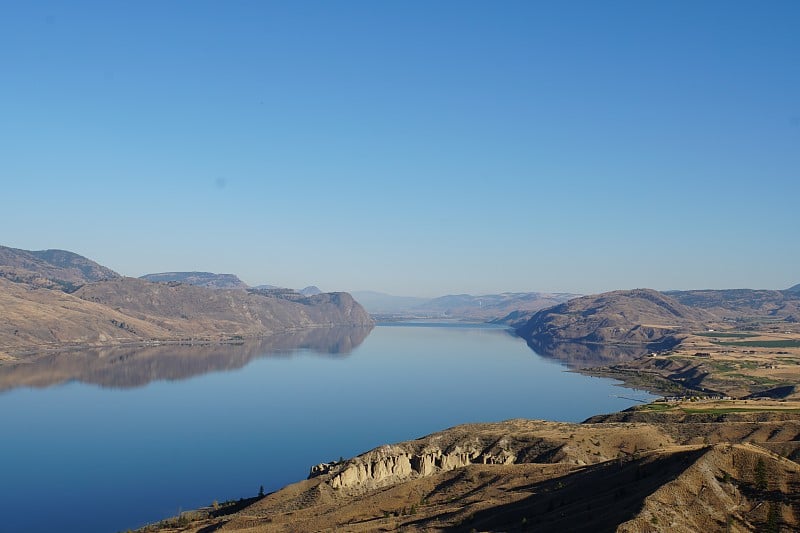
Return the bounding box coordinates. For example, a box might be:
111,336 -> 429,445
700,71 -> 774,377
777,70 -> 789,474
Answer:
0,323 -> 655,533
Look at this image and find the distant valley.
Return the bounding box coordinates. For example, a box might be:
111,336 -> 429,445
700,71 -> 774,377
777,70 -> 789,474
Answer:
352,290 -> 578,321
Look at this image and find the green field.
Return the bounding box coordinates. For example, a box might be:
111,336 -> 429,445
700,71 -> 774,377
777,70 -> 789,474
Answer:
695,332 -> 756,338
637,403 -> 674,411
707,360 -> 759,372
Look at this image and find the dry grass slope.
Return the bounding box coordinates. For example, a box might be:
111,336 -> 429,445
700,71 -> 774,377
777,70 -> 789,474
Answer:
0,277 -> 372,360
138,409 -> 800,533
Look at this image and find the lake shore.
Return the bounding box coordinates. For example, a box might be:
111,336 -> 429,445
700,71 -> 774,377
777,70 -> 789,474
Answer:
129,327 -> 800,532
134,398 -> 800,532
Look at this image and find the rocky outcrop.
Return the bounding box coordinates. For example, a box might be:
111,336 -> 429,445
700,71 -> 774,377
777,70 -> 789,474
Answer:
327,444 -> 506,490
325,422 -> 627,491
319,412 -> 800,492
173,411 -> 800,533
299,286 -> 323,296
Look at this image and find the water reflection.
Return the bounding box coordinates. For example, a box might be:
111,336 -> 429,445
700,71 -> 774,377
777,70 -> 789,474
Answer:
0,326 -> 373,391
523,337 -> 649,368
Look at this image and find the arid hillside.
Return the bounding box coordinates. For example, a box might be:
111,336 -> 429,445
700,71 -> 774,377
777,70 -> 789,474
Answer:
139,404 -> 800,533
0,278 -> 372,359
0,245 -> 120,291
0,247 -> 373,360
514,287 -> 800,399
518,289 -> 716,350
75,278 -> 372,334
666,288 -> 800,323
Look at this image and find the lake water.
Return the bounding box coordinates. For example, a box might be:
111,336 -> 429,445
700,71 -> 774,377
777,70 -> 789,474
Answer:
0,323 -> 655,533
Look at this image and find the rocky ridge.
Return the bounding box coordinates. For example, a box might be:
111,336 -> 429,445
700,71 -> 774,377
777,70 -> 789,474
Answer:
145,409 -> 800,532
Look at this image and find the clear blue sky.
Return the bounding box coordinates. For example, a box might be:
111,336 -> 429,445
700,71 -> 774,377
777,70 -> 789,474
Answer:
1,1 -> 798,296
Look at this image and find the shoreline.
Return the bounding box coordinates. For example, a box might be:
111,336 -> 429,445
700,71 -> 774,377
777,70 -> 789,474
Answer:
0,324 -> 375,363
132,398 -> 800,532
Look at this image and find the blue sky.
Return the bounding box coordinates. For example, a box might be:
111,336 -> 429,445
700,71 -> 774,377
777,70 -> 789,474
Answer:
1,1 -> 798,296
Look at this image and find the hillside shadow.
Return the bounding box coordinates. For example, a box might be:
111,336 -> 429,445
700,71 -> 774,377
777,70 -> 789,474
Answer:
444,447 -> 707,532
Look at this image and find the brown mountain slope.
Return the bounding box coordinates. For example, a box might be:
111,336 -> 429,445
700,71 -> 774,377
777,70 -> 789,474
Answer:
0,277 -> 172,358
518,289 -> 717,351
0,245 -> 120,289
666,288 -> 800,322
0,277 -> 373,359
74,278 -> 372,333
141,410 -> 800,532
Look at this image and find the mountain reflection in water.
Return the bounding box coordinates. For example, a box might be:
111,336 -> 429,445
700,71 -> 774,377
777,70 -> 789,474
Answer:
523,338 -> 649,368
0,326 -> 373,391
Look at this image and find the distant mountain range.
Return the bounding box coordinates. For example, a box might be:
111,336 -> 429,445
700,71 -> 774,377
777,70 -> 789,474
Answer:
140,271 -> 249,290
141,272 -> 325,297
351,290 -> 578,320
0,246 -> 372,360
788,283 -> 800,293
349,291 -> 431,314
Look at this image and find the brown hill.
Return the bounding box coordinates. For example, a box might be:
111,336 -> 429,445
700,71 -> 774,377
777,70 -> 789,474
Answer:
74,278 -> 371,332
142,408 -> 800,532
0,276 -> 373,360
666,288 -> 800,322
518,289 -> 716,351
0,245 -> 120,290
0,277 -> 171,358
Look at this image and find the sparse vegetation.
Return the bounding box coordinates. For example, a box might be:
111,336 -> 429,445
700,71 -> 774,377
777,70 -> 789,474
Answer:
755,457 -> 767,490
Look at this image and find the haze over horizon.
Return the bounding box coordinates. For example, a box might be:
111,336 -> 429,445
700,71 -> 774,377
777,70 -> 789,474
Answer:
2,2 -> 798,296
